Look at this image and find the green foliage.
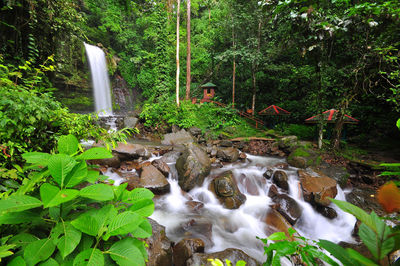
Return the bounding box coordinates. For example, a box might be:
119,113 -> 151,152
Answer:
0,135 -> 154,265
261,199 -> 400,265
277,123 -> 316,140
140,97 -> 243,134
208,258 -> 246,266
259,228 -> 338,266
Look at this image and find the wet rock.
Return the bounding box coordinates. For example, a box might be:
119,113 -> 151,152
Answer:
273,194 -> 303,225
239,152 -> 247,160
278,135 -> 298,150
268,185 -> 279,199
263,168 -> 274,179
298,170 -> 337,206
119,160 -> 138,171
89,152 -> 121,168
180,218 -> 213,246
272,170 -> 289,191
209,171 -> 246,209
161,151 -> 182,164
171,125 -> 180,133
274,163 -> 289,169
173,238 -> 205,266
188,127 -> 202,137
219,140 -> 233,147
185,201 -> 204,212
287,147 -> 321,169
146,218 -> 173,266
140,165 -> 170,194
176,143 -> 211,191
123,116 -> 138,128
152,159 -> 171,177
162,129 -> 194,145
113,143 -> 151,160
210,146 -> 218,157
316,205 -> 338,219
311,163 -> 350,188
264,209 -> 293,237
287,156 -> 307,169
216,147 -> 240,162
187,248 -> 261,266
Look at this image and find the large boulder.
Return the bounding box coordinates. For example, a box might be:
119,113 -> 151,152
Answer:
187,248 -> 261,266
123,116 -> 138,128
287,147 -> 321,169
146,218 -> 173,266
162,129 -> 194,145
264,209 -> 293,237
278,135 -> 298,151
172,238 -> 205,266
273,194 -> 303,225
272,170 -> 289,191
113,142 -> 151,160
176,143 -> 211,191
298,170 -> 337,206
152,159 -> 171,177
216,147 -> 240,162
209,171 -> 246,209
140,165 -> 170,194
311,163 -> 350,188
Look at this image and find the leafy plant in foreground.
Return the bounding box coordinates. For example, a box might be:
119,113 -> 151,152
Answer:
0,135 -> 154,265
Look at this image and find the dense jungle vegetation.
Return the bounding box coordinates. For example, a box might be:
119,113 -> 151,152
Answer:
0,0 -> 400,265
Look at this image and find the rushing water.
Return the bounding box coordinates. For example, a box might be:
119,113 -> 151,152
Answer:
106,153 -> 356,263
84,42 -> 113,116
150,154 -> 356,263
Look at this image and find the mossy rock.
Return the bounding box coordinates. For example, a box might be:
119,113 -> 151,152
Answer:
287,147 -> 321,169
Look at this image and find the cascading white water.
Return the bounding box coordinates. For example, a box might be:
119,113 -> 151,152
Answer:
149,154 -> 357,263
84,43 -> 113,116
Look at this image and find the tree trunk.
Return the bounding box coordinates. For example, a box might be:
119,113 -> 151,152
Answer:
318,123 -> 324,149
176,0 -> 180,106
251,21 -> 262,115
331,103 -> 347,150
185,0 -> 191,100
232,17 -> 236,107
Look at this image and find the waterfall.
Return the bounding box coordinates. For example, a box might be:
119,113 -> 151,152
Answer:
84,43 -> 113,116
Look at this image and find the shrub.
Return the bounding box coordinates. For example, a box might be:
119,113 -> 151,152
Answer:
0,135 -> 154,265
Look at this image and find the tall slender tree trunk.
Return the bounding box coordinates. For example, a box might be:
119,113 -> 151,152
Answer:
232,17 -> 236,107
331,100 -> 348,150
185,0 -> 191,100
176,0 -> 180,106
251,21 -> 262,115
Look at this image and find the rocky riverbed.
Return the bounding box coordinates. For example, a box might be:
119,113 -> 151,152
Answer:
89,127 -> 390,265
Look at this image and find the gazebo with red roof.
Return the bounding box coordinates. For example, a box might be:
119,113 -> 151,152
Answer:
305,109 -> 359,148
305,109 -> 359,124
258,105 -> 291,116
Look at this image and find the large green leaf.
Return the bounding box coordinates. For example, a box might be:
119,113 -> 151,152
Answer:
79,184 -> 114,201
64,161 -> 88,188
40,183 -> 79,208
330,199 -> 374,231
128,198 -> 154,217
73,248 -> 104,266
58,135 -> 79,155
0,210 -> 41,225
113,183 -> 128,201
39,258 -> 59,266
266,232 -> 287,241
75,147 -> 112,161
131,219 -> 152,238
318,239 -> 359,266
346,248 -> 379,266
22,152 -> 51,166
51,222 -> 82,259
105,211 -> 142,239
9,233 -> 39,249
86,170 -> 100,184
129,188 -> 154,201
71,205 -> 116,237
8,256 -> 27,266
48,154 -> 77,188
359,223 -> 379,259
0,244 -> 16,260
108,238 -> 145,266
0,195 -> 42,214
24,239 -> 56,266
16,169 -> 49,196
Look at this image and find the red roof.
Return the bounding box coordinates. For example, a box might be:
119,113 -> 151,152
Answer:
305,109 -> 359,124
258,105 -> 290,115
